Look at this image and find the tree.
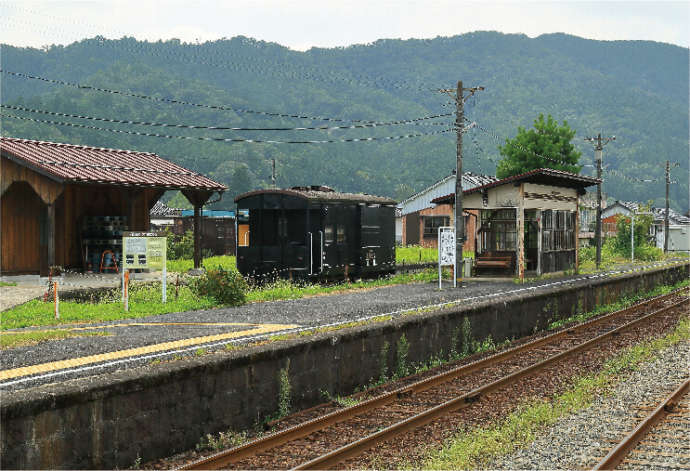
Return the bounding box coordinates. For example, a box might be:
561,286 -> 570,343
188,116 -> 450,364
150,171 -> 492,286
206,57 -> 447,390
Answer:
496,114 -> 582,179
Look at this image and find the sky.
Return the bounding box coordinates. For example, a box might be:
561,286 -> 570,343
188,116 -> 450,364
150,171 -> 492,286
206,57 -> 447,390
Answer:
0,0 -> 688,51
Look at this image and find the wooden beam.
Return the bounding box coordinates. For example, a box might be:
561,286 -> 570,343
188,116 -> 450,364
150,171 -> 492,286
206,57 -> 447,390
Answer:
517,184 -> 525,281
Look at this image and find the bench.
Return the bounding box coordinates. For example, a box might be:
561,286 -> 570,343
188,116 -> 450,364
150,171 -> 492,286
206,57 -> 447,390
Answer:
475,255 -> 513,269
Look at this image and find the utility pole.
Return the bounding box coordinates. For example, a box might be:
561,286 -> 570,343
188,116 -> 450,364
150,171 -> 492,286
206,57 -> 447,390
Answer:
439,81 -> 484,287
584,133 -> 615,270
664,160 -> 670,252
271,158 -> 276,188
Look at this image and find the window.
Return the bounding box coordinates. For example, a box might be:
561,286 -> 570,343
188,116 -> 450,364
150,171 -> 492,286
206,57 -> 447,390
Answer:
542,210 -> 575,251
423,216 -> 450,237
324,225 -> 334,244
337,224 -> 346,244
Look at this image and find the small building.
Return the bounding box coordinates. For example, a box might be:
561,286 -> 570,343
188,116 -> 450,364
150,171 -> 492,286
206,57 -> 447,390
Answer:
431,168 -> 599,278
601,201 -> 642,238
176,209 -> 237,256
652,208 -> 690,252
398,172 -> 498,250
235,186 -> 396,279
149,201 -> 183,230
1,137 -> 226,276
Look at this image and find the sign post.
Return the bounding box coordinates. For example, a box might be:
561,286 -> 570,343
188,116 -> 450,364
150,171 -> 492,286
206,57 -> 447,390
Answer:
438,227 -> 456,289
122,232 -> 167,304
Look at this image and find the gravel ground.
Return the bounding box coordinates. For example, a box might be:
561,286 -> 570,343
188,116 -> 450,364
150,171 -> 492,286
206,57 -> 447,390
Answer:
490,340 -> 690,470
1,260 -> 685,391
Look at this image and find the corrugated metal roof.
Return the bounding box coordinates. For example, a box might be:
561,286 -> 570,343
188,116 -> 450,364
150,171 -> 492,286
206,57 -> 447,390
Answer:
235,187 -> 396,205
1,136 -> 226,191
399,172 -> 498,215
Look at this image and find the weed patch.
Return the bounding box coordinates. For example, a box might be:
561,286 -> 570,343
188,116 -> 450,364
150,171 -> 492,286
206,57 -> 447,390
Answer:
417,315 -> 690,470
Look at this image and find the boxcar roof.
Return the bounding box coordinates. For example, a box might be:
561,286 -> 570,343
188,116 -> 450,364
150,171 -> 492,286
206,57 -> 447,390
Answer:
1,136 -> 226,191
235,187 -> 396,205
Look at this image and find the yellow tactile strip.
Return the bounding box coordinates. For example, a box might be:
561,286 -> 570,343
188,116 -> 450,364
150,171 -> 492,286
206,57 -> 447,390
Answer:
1,322 -> 260,334
0,323 -> 298,381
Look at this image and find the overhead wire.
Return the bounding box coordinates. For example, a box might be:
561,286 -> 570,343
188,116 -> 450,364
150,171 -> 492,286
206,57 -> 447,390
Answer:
1,69 -> 444,124
1,104 -> 453,131
1,113 -> 455,144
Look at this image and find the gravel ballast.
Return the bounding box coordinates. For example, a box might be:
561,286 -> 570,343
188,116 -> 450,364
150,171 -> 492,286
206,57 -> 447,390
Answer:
490,339 -> 690,470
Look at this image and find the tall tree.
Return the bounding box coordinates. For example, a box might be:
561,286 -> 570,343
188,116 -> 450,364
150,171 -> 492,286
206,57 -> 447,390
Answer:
496,114 -> 582,178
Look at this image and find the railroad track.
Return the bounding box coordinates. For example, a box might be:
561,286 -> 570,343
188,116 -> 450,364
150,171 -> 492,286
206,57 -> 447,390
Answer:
592,378 -> 690,470
179,288 -> 689,470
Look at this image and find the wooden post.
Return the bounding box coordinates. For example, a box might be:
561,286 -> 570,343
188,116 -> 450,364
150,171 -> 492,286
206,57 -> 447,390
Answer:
193,203 -> 202,270
536,209 -> 542,276
517,185 -> 525,282
574,196 -> 580,274
47,202 -> 55,269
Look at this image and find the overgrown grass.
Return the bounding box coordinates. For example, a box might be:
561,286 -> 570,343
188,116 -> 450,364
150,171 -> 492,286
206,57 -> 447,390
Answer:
417,314 -> 690,470
246,269 -> 442,303
166,255 -> 237,273
0,283 -> 215,330
165,247 -> 474,273
548,278 -> 689,330
0,329 -> 110,349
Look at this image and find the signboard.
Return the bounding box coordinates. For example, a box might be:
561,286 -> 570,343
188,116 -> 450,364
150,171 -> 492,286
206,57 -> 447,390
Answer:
122,231 -> 168,304
438,227 -> 456,289
122,232 -> 166,270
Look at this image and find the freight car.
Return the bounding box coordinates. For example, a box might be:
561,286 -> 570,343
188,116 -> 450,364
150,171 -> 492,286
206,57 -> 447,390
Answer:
235,186 -> 396,280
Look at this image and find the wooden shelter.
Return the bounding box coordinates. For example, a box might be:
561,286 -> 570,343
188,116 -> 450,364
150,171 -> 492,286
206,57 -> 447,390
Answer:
1,137 -> 226,276
432,168 -> 599,279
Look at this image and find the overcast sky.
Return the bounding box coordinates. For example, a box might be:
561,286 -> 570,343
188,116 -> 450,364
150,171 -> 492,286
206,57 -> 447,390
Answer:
0,1 -> 688,50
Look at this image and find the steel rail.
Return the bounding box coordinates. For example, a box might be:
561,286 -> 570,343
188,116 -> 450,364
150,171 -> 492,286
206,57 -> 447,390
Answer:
592,378 -> 690,470
294,297 -> 688,470
179,288 -> 687,470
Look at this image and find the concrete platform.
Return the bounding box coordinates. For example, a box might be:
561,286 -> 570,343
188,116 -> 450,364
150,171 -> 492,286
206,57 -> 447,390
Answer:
1,261 -> 688,469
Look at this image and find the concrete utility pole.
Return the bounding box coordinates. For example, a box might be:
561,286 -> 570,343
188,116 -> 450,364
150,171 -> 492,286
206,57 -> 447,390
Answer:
439,81 -> 484,287
584,133 -> 615,270
664,160 -> 670,252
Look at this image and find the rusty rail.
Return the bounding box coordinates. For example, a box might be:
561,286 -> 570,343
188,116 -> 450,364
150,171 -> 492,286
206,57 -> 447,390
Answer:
180,288 -> 688,470
592,378 -> 690,470
294,297 -> 688,470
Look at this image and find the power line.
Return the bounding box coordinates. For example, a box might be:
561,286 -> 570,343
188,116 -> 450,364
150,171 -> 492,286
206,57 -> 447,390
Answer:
1,69 -> 437,124
1,113 -> 454,144
1,104 -> 452,131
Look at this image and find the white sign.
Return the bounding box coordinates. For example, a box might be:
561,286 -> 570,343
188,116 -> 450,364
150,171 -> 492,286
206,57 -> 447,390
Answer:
438,227 -> 456,289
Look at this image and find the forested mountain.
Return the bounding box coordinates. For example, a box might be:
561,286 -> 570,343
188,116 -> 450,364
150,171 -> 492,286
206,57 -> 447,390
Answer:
1,32 -> 687,211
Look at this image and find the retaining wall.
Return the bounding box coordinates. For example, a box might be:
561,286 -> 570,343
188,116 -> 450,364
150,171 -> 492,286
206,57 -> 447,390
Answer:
2,263 -> 688,469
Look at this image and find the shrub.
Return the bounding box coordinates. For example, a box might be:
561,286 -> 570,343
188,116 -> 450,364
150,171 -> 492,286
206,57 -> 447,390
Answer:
166,229 -> 194,260
191,268 -> 248,306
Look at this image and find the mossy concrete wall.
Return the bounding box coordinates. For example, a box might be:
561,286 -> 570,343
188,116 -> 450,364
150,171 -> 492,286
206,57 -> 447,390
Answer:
2,263 -> 688,469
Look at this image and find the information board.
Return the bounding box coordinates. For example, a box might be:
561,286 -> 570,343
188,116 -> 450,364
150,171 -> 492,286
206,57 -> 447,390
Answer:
438,227 -> 456,289
122,232 -> 166,270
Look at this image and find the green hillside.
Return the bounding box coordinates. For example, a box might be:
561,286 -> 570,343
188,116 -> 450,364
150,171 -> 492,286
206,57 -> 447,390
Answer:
1,32 -> 687,211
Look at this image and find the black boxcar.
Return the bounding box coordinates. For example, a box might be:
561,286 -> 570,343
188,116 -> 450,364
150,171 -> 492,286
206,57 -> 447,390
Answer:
235,186 -> 396,279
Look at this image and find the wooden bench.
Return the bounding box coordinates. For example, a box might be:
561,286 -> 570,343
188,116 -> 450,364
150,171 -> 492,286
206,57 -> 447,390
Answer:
475,255 -> 513,269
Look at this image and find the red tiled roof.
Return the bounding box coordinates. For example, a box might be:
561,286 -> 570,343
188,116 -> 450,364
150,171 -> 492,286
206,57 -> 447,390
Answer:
431,168 -> 599,204
1,137 -> 226,191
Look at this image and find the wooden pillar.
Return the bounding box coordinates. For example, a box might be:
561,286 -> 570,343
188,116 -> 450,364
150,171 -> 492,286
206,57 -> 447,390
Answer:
536,209 -> 542,276
181,189 -> 215,271
193,204 -> 202,269
574,195 -> 580,274
517,184 -> 525,281
40,202 -> 57,277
